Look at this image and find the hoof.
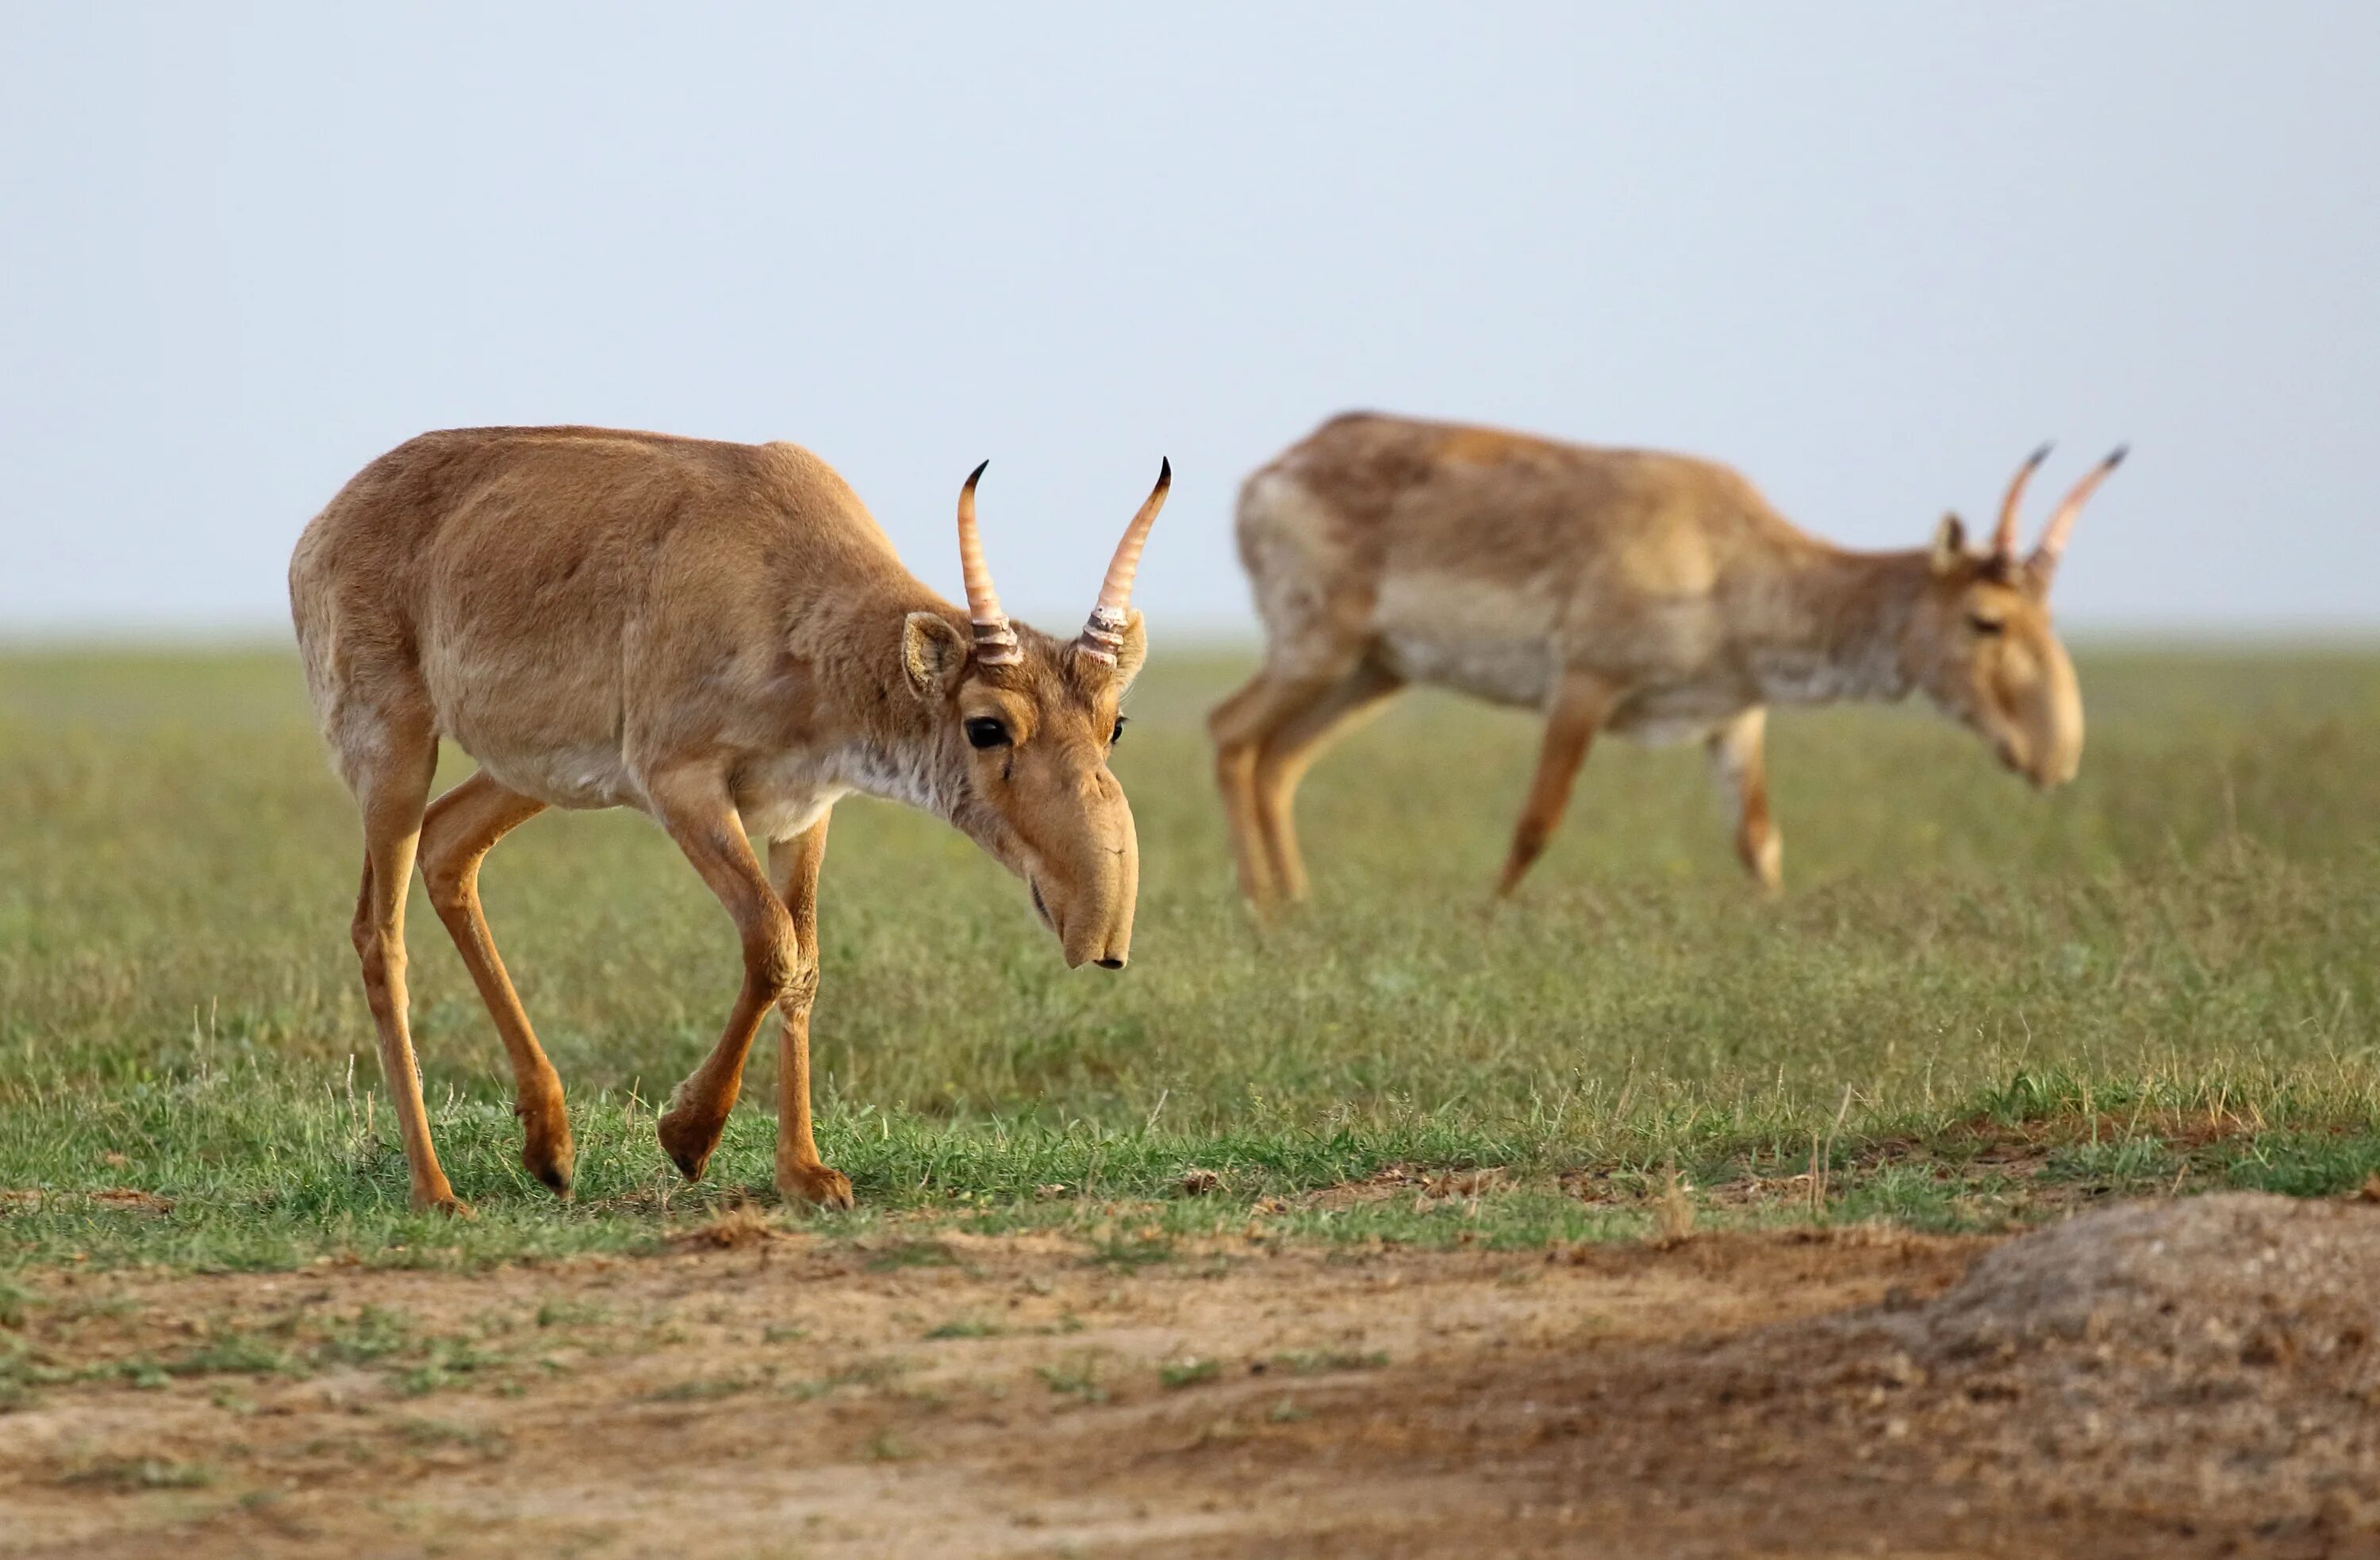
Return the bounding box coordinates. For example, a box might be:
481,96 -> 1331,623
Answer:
657,1109 -> 722,1183
777,1162 -> 854,1212
517,1093 -> 575,1197
413,1188 -> 476,1219
524,1143 -> 574,1197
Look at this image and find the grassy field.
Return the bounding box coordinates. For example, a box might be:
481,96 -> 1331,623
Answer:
3,644 -> 2378,1274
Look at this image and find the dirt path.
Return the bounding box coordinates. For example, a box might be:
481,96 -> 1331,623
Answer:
2,1208 -> 2370,1558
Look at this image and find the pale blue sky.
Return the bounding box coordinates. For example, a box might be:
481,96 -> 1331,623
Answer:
2,3 -> 2375,636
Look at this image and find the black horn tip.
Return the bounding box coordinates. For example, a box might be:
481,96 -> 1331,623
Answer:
965,459 -> 990,487
2104,444 -> 2129,468
2027,441 -> 2055,467
1157,455 -> 1172,486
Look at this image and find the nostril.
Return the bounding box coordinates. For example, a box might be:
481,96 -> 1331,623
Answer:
1094,957 -> 1125,970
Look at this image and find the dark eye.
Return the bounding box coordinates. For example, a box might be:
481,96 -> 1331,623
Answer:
964,717 -> 1010,749
1968,614 -> 2006,637
1110,717 -> 1127,746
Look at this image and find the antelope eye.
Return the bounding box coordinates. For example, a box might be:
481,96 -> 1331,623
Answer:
1967,614 -> 2006,637
1110,717 -> 1127,745
963,717 -> 1010,749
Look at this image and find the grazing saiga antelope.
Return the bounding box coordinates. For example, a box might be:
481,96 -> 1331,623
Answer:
1211,413 -> 2122,905
291,427 -> 1168,1213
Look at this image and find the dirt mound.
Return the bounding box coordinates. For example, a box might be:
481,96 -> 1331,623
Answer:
1868,1194 -> 2380,1529
1438,1198 -> 2380,1554
1914,1190 -> 2379,1358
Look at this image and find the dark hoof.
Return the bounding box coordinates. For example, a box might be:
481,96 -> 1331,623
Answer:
657,1112 -> 720,1183
657,1100 -> 728,1185
526,1148 -> 574,1197
517,1093 -> 575,1198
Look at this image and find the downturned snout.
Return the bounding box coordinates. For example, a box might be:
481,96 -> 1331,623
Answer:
1031,790 -> 1140,971
2027,654 -> 2086,790
2029,736 -> 2082,791
1994,653 -> 2084,790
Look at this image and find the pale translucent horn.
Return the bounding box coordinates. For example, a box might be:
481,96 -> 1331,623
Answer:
956,460 -> 1020,666
1990,442 -> 2055,559
2030,446 -> 2128,582
1078,458 -> 1171,663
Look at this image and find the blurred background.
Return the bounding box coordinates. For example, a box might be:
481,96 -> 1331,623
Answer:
3,2 -> 2378,641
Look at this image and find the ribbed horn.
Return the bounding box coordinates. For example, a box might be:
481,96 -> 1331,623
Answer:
1990,442 -> 2054,559
2030,445 -> 2127,583
956,460 -> 1020,667
1078,458 -> 1171,663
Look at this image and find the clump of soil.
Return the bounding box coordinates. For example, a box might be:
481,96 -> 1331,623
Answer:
1874,1193 -> 2380,1527
671,1199 -> 777,1250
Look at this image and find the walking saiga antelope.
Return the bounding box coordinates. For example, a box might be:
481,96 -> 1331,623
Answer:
291,428 -> 1168,1213
1211,413 -> 2121,905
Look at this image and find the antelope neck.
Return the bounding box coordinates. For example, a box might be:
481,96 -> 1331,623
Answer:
808,599 -> 998,843
1741,548 -> 1929,709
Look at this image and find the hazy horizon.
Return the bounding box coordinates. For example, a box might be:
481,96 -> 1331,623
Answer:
6,4 -> 2378,639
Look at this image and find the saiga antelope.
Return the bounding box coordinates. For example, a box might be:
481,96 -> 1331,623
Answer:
291,428 -> 1168,1213
1211,413 -> 2121,905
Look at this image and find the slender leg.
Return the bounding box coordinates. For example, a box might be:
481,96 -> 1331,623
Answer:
1209,666 -> 1356,909
1249,659 -> 1403,902
417,771 -> 572,1194
1495,670 -> 1623,898
1208,670 -> 1289,906
765,816 -> 850,1209
648,770 -> 812,1192
1709,706 -> 1783,894
342,712 -> 463,1213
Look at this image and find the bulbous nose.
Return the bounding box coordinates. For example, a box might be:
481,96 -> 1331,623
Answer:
1041,772 -> 1138,970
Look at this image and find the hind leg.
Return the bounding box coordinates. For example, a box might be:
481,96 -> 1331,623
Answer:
339,705 -> 462,1213
1249,658 -> 1403,901
418,771 -> 572,1194
1209,670 -> 1295,907
1209,666 -> 1355,909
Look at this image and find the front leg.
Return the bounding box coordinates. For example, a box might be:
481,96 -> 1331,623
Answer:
1708,707 -> 1783,894
768,817 -> 851,1210
1495,669 -> 1622,898
647,770 -> 808,1187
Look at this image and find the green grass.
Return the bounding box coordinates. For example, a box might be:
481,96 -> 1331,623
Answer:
0,1295 -> 556,1411
2,645 -> 2378,1273
1158,1356 -> 1223,1389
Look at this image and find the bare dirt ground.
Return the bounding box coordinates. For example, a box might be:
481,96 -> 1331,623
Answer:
5,1196 -> 2377,1559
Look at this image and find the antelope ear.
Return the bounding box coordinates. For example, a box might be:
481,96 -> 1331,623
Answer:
1929,513 -> 1969,576
901,612 -> 971,701
1111,609 -> 1149,689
